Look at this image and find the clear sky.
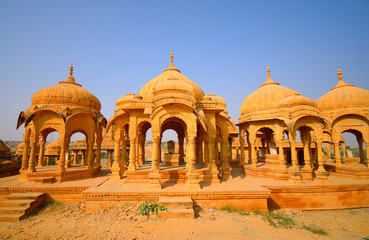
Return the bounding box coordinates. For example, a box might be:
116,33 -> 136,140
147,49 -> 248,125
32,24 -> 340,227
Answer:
0,0 -> 368,145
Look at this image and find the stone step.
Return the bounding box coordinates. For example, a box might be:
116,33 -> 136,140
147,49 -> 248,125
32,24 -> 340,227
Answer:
158,208 -> 194,218
28,176 -> 56,184
0,199 -> 35,207
0,214 -> 24,222
158,197 -> 193,209
6,192 -> 45,200
0,207 -> 27,214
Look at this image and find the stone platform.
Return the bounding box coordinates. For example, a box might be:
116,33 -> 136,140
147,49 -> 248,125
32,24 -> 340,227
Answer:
1,168 -> 369,212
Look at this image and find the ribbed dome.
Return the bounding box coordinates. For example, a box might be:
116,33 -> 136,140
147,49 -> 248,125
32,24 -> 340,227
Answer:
279,94 -> 317,108
45,138 -> 61,155
116,92 -> 135,106
207,93 -> 227,107
154,78 -> 195,98
138,53 -> 204,101
317,69 -> 369,112
31,64 -> 101,112
240,67 -> 299,115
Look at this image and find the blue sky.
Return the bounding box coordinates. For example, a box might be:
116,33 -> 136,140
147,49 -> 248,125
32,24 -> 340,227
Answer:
0,0 -> 368,145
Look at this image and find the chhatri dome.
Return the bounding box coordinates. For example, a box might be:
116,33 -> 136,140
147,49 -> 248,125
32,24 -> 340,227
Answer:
239,67 -> 316,122
138,51 -> 205,101
30,64 -> 101,114
317,68 -> 369,112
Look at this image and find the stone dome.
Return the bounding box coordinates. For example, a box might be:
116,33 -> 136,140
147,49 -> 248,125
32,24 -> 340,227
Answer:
153,78 -> 196,99
45,138 -> 61,155
138,52 -> 204,101
278,94 -> 317,109
31,64 -> 101,112
116,92 -> 135,106
240,67 -> 299,116
208,93 -> 227,107
317,69 -> 369,112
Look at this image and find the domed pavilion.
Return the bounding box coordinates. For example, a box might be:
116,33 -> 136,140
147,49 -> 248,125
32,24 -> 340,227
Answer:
238,67 -> 329,183
107,52 -> 237,189
317,69 -> 369,178
17,64 -> 106,182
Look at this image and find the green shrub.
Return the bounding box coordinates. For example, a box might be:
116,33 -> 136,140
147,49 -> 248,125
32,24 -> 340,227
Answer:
302,225 -> 328,235
220,205 -> 250,216
138,201 -> 170,216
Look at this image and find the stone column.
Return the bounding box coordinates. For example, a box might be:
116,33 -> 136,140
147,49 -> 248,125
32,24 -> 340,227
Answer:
277,139 -> 286,170
95,138 -> 102,168
239,131 -> 245,166
290,142 -> 298,171
128,137 -> 136,171
58,139 -> 66,173
178,136 -> 185,163
38,138 -> 45,167
334,142 -> 342,166
196,137 -> 204,165
73,151 -> 78,164
46,156 -> 50,166
111,138 -> 122,179
148,136 -> 161,189
138,137 -> 144,166
358,138 -> 365,164
21,140 -> 30,171
134,138 -> 139,168
121,138 -> 127,176
82,151 -> 86,165
107,150 -> 113,169
302,142 -> 312,170
250,143 -> 257,169
203,138 -> 209,168
314,141 -> 329,183
186,136 -> 200,189
27,141 -> 37,173
86,137 -> 94,170
221,139 -> 231,180
341,143 -> 346,158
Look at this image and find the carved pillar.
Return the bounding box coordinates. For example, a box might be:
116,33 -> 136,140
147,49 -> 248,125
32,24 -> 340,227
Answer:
58,139 -> 66,173
334,142 -> 342,166
203,137 -> 209,168
290,142 -> 298,171
138,137 -> 144,166
128,137 -> 136,171
250,143 -> 257,169
111,137 -> 122,179
73,151 -> 78,164
314,141 -> 329,183
95,138 -> 102,168
21,140 -> 30,171
38,138 -> 45,167
107,150 -> 113,169
196,136 -> 204,165
27,141 -> 37,172
86,136 -> 94,170
221,139 -> 231,179
121,137 -> 127,176
186,136 -> 200,189
302,142 -> 311,170
178,136 -> 184,163
148,136 -> 161,189
82,150 -> 86,165
239,131 -> 245,166
358,138 -> 365,164
277,139 -> 286,170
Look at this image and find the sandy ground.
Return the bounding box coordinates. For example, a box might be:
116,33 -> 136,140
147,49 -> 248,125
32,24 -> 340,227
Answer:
0,202 -> 368,240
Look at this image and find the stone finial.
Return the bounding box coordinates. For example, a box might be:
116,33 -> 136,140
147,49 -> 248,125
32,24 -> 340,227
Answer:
267,66 -> 270,77
170,50 -> 173,64
163,50 -> 181,73
337,68 -> 343,81
65,63 -> 76,84
69,63 -> 73,76
265,66 -> 274,84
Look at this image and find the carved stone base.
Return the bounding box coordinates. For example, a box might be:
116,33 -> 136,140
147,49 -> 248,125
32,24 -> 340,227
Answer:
314,170 -> 330,184
222,167 -> 232,180
288,170 -> 302,184
110,166 -> 122,179
301,168 -> 313,181
186,172 -> 201,189
344,157 -> 360,165
148,172 -> 162,189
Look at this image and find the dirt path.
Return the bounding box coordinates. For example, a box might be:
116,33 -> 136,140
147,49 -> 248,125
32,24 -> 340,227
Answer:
0,202 -> 368,240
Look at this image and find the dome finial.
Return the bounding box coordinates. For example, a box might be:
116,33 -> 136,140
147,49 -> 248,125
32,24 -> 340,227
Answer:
69,63 -> 73,76
260,66 -> 279,87
65,63 -> 76,84
163,50 -> 181,73
267,66 -> 270,78
337,68 -> 343,81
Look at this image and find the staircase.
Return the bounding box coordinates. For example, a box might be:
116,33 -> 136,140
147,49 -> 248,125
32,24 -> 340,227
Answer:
158,196 -> 195,218
0,192 -> 45,222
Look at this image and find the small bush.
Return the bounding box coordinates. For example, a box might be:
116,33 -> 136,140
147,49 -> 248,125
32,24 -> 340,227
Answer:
220,205 -> 250,216
138,201 -> 170,216
302,225 -> 328,235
